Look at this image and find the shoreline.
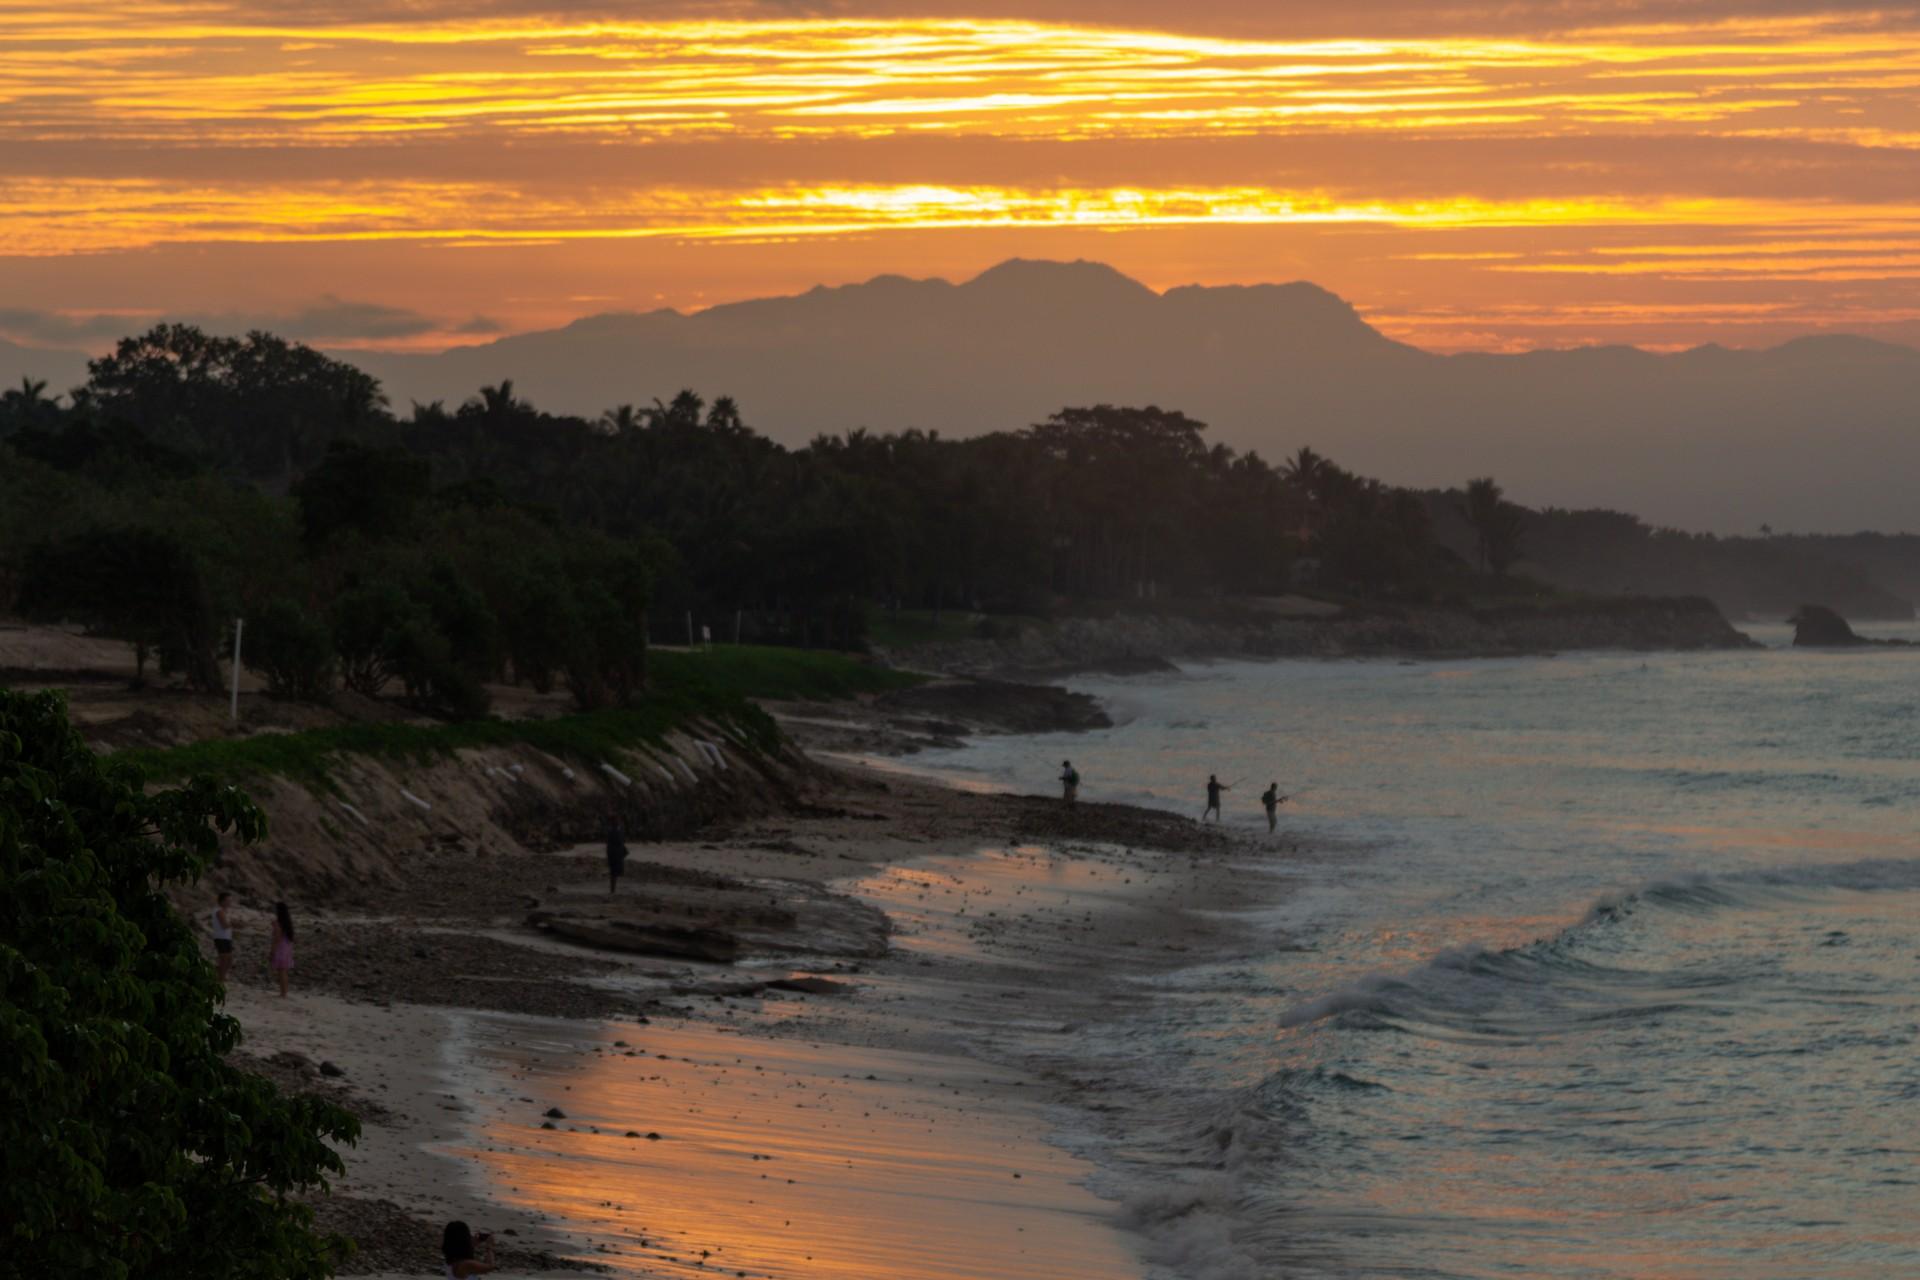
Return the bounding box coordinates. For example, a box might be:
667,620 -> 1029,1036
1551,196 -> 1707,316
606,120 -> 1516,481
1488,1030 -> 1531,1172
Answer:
877,595 -> 1758,681
220,758 -> 1279,1278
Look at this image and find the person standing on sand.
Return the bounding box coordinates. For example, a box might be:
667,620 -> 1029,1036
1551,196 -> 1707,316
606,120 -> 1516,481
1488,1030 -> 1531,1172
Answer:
1260,782 -> 1286,833
210,890 -> 235,983
442,1221 -> 497,1276
267,901 -> 295,997
1203,774 -> 1230,823
1060,760 -> 1080,806
605,810 -> 628,897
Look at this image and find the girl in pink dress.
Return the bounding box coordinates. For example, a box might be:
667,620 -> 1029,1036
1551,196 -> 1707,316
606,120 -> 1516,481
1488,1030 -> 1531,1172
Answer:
268,901 -> 295,997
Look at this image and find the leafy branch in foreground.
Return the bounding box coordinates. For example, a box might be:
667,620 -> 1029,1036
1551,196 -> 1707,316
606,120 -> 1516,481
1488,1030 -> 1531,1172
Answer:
0,690 -> 359,1280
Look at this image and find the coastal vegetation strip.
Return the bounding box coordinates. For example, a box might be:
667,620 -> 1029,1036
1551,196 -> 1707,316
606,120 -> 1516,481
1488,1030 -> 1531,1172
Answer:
120,647 -> 923,786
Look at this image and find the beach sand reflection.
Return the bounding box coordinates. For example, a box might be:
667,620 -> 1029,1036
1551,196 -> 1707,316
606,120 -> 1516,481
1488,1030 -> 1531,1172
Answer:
448,1013 -> 1138,1278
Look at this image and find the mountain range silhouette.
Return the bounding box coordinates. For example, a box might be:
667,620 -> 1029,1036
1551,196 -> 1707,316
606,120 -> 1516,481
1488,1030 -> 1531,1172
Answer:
9,259 -> 1917,532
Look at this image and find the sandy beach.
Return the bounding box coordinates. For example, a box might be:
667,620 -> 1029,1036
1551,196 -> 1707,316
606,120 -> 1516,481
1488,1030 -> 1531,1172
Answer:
215,753 -> 1269,1279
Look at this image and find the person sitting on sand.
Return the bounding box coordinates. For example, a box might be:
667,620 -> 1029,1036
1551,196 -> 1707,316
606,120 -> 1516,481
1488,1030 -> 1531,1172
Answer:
605,810 -> 628,897
267,901 -> 295,997
1059,760 -> 1080,806
1203,774 -> 1229,823
1260,782 -> 1287,833
442,1221 -> 496,1277
210,890 -> 235,983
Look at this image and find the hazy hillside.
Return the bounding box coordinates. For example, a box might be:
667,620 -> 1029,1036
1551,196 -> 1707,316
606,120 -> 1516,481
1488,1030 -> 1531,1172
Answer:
342,260 -> 1920,534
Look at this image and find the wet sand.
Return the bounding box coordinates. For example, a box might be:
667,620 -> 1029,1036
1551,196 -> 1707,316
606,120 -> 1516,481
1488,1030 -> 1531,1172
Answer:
222,763 -> 1267,1278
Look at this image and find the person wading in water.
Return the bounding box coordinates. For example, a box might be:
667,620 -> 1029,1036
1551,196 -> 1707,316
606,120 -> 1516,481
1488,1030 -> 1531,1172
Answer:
605,810 -> 628,897
1059,760 -> 1080,806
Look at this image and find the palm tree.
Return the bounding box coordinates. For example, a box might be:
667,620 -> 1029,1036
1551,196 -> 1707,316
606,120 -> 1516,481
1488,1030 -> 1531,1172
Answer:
477,381 -> 522,423
1460,476 -> 1526,575
1279,445 -> 1326,493
600,403 -> 641,435
0,376 -> 55,434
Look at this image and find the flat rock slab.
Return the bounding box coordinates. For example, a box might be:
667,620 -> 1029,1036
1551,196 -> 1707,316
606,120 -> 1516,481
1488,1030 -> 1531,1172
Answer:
525,912 -> 740,963
526,873 -> 889,964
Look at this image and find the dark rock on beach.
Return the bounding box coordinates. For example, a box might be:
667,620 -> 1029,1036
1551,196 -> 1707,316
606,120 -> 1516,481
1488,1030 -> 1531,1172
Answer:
309,1193 -> 600,1275
527,868 -> 891,964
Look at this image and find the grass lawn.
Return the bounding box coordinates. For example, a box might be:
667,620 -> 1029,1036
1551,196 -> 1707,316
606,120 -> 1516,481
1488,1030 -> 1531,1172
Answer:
124,645 -> 924,788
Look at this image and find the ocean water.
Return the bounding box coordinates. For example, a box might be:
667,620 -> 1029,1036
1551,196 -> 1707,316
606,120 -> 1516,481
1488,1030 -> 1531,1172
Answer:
909,622 -> 1920,1278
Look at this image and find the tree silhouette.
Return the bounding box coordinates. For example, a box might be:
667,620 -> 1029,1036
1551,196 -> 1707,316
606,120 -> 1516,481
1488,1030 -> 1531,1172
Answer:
1461,476 -> 1526,575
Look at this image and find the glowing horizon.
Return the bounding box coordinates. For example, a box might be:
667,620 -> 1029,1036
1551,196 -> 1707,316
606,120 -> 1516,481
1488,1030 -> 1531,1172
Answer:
4,5 -> 1920,353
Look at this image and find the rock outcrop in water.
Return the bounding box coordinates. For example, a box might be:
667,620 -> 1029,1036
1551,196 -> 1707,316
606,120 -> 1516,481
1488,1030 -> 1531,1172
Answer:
1788,604 -> 1911,647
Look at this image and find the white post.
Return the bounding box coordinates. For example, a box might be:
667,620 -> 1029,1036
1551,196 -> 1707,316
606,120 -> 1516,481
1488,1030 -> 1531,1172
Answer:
230,617 -> 244,724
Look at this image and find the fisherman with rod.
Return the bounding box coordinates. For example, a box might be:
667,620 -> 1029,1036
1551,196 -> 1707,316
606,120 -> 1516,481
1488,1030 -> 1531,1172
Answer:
1202,773 -> 1240,823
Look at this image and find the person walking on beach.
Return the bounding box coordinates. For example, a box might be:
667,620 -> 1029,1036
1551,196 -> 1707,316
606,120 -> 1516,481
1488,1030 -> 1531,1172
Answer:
267,901 -> 295,997
441,1221 -> 497,1276
605,810 -> 628,897
1260,782 -> 1286,833
1203,774 -> 1230,823
1059,760 -> 1080,806
209,890 -> 235,983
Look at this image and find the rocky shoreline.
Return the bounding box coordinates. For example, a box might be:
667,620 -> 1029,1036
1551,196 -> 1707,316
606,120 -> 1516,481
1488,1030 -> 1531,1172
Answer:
883,595 -> 1756,678
213,762 -> 1255,1279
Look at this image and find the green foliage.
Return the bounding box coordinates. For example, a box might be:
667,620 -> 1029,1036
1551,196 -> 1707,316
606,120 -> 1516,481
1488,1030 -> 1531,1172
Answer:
559,542 -> 653,711
18,525 -> 223,691
83,325 -> 386,480
329,579 -> 420,698
0,689 -> 359,1279
247,598 -> 336,701
0,376 -> 62,437
1460,476 -> 1527,576
413,561 -> 500,683
124,646 -> 919,788
7,417 -> 200,482
293,440 -> 430,547
499,568 -> 574,694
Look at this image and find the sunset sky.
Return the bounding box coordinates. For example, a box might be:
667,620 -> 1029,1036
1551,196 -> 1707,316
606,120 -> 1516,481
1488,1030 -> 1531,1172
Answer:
6,1 -> 1920,353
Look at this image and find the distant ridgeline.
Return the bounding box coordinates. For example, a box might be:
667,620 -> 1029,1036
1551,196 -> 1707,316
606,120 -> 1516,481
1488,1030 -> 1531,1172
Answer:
1,325 -> 1913,713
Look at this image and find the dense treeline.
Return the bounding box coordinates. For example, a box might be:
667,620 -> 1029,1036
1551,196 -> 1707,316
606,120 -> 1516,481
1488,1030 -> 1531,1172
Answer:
1420,500 -> 1916,620
4,325 -> 1912,714
0,327 -> 1500,714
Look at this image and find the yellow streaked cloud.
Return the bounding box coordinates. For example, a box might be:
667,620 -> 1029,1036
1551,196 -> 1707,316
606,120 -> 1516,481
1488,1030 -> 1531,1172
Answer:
8,176 -> 1918,257
5,13 -> 1920,145
3,5 -> 1920,353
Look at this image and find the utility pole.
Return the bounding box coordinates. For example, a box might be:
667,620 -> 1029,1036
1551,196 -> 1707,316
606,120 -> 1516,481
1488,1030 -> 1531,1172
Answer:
230,617 -> 245,725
